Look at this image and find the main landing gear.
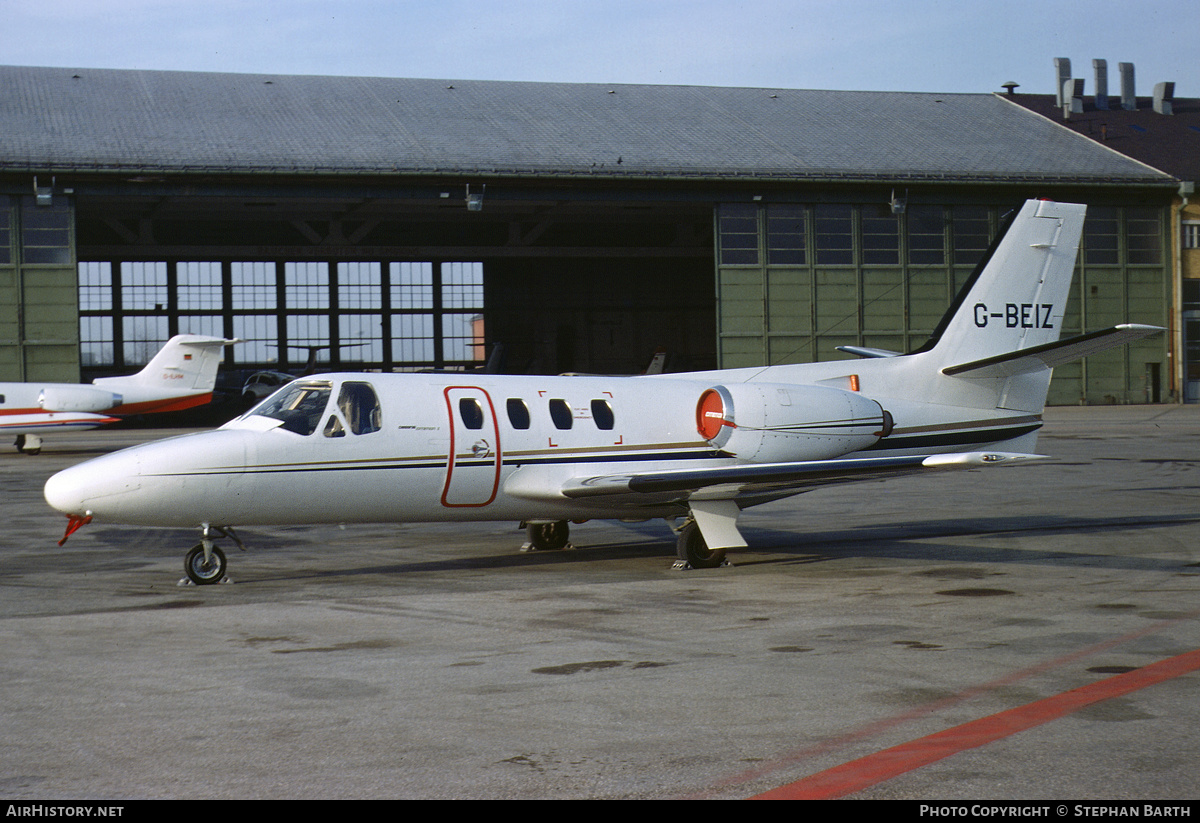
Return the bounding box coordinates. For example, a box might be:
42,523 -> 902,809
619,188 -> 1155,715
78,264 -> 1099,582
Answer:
14,434 -> 42,455
182,524 -> 246,586
523,520 -> 571,551
673,519 -> 728,570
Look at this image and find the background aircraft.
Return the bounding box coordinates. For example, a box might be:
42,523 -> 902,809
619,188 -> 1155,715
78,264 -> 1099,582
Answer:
44,201 -> 1161,584
3,335 -> 236,454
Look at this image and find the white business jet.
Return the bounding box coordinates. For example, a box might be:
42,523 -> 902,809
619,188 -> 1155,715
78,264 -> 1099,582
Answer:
45,201 -> 1161,583
4,335 -> 237,454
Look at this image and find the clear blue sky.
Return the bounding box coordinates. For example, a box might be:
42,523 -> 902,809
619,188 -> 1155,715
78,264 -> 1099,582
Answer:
5,0 -> 1198,96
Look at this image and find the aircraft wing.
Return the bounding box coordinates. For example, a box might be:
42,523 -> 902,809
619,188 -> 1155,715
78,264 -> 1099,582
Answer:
942,324 -> 1164,378
557,452 -> 1043,503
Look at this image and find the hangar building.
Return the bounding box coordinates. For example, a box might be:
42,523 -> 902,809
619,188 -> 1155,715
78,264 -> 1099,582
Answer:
0,65 -> 1181,405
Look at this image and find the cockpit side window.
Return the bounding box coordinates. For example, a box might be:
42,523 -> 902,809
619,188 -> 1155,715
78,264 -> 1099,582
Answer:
338,382 -> 382,435
252,382 -> 333,436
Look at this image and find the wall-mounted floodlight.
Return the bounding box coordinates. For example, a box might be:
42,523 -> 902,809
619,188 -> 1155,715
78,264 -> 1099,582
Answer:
889,189 -> 907,215
466,183 -> 485,212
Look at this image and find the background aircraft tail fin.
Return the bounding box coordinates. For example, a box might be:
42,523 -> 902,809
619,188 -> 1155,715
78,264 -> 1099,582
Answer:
94,335 -> 238,406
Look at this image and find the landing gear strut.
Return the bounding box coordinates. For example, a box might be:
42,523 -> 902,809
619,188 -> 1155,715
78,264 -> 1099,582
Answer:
524,520 -> 570,551
182,524 -> 245,585
673,519 -> 727,570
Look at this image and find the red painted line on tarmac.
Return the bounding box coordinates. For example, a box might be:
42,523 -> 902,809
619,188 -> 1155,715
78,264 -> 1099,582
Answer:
751,647 -> 1200,800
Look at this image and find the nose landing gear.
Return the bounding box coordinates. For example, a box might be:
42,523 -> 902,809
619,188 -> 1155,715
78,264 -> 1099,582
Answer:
181,524 -> 246,586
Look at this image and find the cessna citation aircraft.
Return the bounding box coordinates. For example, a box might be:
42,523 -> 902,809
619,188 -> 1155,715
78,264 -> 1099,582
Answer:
45,200 -> 1162,584
4,335 -> 236,454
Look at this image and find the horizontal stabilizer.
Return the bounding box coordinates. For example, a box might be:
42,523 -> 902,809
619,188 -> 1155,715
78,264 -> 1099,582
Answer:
836,346 -> 903,359
941,324 -> 1164,378
560,452 -> 1044,501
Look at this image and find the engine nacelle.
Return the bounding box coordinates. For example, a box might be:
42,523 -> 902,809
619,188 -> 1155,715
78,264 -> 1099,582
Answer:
39,386 -> 122,413
696,383 -> 890,463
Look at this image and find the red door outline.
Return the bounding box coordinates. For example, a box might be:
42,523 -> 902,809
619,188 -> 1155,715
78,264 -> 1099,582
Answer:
441,386 -> 502,507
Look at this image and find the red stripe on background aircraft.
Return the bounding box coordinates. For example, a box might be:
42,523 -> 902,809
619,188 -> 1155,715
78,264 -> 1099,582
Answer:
45,201 -> 1161,584
4,335 -> 236,454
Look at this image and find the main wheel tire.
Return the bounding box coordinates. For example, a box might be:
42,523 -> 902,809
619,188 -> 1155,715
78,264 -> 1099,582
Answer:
526,521 -> 569,550
676,522 -> 726,569
184,543 -> 227,585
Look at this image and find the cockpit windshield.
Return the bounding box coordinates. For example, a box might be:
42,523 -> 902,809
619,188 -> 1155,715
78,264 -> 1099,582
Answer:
250,381 -> 332,435
246,379 -> 382,438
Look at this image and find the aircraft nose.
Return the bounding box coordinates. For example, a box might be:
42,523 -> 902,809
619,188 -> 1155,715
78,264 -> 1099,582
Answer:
44,451 -> 142,517
44,462 -> 94,516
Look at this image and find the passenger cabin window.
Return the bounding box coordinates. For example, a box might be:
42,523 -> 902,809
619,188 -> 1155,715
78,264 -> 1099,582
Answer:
459,397 -> 484,429
590,399 -> 614,430
548,399 -> 573,430
506,398 -> 530,429
253,382 -> 332,436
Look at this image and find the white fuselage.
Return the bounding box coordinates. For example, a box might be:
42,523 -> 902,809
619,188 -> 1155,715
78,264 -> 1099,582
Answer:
43,361 -> 1042,529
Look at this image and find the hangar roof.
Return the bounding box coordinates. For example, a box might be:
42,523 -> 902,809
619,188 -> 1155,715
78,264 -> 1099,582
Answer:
0,65 -> 1177,186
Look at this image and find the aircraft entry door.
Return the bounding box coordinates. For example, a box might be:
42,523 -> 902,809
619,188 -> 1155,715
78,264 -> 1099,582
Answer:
442,386 -> 502,507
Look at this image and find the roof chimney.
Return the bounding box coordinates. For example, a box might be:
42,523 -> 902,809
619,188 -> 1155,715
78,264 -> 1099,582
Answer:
1153,81 -> 1175,115
1093,59 -> 1109,110
1054,57 -> 1072,107
1119,62 -> 1136,110
1062,78 -> 1085,117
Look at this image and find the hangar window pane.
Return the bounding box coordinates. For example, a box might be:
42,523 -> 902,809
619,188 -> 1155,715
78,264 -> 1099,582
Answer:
339,314 -> 384,362
79,316 -> 114,366
1126,208 -> 1162,265
814,204 -> 853,265
338,261 -> 381,309
951,207 -> 991,265
1082,209 -> 1119,265
1083,207 -> 1119,265
0,201 -> 10,264
178,315 -> 224,338
766,205 -> 806,265
443,262 -> 483,309
287,315 -> 331,364
178,262 -> 223,310
392,314 -> 435,364
718,204 -> 759,265
121,262 -> 168,310
232,315 -> 278,363
78,262 -> 112,311
122,315 -> 169,365
442,312 -> 485,364
286,262 -> 330,309
20,200 -> 71,264
907,205 -> 945,265
391,262 -> 434,309
861,211 -> 900,265
232,262 -> 277,309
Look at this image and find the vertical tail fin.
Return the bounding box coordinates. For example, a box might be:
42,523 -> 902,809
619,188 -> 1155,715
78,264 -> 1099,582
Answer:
93,335 -> 238,411
924,199 -> 1086,369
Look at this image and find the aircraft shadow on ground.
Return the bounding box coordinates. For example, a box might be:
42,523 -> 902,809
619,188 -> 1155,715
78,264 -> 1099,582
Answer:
69,510 -> 1200,583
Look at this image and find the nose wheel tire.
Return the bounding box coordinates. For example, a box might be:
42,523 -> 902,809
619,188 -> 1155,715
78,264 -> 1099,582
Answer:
675,521 -> 726,569
184,543 -> 227,585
